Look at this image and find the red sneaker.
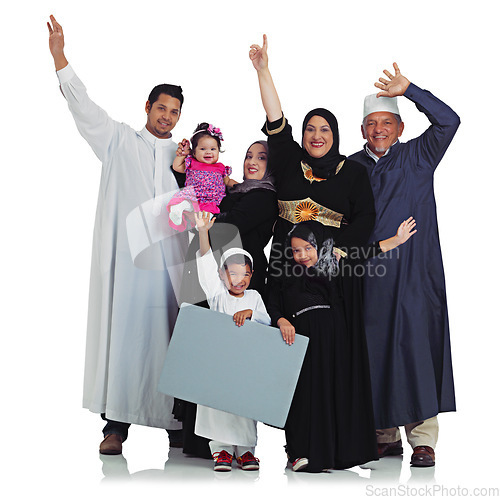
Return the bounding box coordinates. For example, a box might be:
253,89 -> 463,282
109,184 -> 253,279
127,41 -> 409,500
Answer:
236,451 -> 260,471
212,450 -> 233,472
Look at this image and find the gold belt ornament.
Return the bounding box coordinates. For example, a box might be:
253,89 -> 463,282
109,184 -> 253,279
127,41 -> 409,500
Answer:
278,197 -> 344,228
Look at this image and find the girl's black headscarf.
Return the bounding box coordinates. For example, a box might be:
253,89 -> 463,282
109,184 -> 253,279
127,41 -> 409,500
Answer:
227,140 -> 276,194
287,220 -> 339,279
285,220 -> 341,306
301,108 -> 346,179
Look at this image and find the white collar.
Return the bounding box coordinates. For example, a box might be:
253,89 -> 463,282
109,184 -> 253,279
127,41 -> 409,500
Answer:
140,126 -> 174,146
364,141 -> 398,163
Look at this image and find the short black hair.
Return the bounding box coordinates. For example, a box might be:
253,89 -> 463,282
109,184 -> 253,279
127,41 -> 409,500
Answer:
148,84 -> 184,109
222,254 -> 253,272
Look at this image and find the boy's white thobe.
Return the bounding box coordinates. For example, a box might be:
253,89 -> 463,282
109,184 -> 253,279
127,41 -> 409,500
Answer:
194,249 -> 271,447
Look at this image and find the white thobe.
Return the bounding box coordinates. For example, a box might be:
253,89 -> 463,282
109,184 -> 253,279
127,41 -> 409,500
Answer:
194,250 -> 271,447
57,65 -> 188,428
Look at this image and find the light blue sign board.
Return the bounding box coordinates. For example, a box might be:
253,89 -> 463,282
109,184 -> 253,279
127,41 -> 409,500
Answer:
158,303 -> 309,428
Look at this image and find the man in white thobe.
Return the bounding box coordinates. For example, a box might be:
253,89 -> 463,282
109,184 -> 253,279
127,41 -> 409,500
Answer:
48,15 -> 188,455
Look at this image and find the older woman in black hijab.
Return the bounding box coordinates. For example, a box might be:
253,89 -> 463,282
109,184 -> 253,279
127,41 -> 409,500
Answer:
250,35 -> 378,471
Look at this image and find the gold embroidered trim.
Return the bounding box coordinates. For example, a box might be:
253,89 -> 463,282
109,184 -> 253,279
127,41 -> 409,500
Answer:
333,247 -> 347,258
301,162 -> 326,183
301,160 -> 345,183
335,160 -> 345,175
265,115 -> 286,136
278,197 -> 344,228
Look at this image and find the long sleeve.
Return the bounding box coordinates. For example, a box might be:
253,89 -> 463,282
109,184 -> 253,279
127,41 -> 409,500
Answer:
250,293 -> 271,326
57,64 -> 117,163
196,249 -> 226,307
262,114 -> 303,186
404,83 -> 460,171
334,162 -> 376,253
170,166 -> 186,188
216,190 -> 277,235
265,280 -> 286,327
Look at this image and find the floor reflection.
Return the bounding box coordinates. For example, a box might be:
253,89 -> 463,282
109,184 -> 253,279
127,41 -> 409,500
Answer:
360,456 -> 403,482
100,448 -> 260,485
408,465 -> 437,484
100,446 -> 435,488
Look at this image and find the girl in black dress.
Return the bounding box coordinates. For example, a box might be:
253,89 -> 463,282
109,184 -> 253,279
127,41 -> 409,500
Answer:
267,219 -> 417,472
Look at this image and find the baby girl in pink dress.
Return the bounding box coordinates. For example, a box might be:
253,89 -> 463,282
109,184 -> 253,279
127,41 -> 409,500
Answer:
168,122 -> 236,230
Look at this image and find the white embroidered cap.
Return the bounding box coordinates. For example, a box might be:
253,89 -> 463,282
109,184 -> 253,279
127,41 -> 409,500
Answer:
219,248 -> 253,269
363,94 -> 400,119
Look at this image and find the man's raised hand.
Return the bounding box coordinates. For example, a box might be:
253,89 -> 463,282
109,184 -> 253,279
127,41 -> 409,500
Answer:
375,62 -> 410,98
47,15 -> 68,71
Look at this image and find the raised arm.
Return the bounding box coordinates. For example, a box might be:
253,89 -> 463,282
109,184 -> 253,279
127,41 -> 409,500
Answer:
194,212 -> 225,305
172,139 -> 190,173
47,15 -> 68,71
376,62 -> 460,170
249,35 -> 283,123
47,15 -> 119,163
195,212 -> 215,256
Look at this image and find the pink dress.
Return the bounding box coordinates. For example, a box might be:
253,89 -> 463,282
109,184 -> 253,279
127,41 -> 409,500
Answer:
167,156 -> 232,230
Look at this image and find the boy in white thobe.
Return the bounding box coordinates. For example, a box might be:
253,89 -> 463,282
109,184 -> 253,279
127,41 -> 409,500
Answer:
194,213 -> 271,471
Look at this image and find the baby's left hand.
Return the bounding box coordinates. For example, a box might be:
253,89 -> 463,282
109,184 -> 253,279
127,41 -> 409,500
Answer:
176,138 -> 191,157
233,309 -> 253,327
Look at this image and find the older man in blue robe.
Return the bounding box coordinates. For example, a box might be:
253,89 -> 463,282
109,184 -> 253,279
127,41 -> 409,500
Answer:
349,63 -> 460,467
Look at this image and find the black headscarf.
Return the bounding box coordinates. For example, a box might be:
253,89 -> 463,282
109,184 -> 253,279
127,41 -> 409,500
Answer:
227,140 -> 276,194
285,220 -> 341,306
287,220 -> 339,279
301,108 -> 346,179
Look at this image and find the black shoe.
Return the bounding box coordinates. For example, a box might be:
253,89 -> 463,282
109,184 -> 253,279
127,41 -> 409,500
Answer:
378,439 -> 403,458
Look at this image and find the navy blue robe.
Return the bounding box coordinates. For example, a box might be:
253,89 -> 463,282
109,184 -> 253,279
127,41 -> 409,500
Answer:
349,83 -> 460,429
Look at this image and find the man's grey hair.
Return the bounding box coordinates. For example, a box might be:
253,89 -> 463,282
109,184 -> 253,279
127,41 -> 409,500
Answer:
363,113 -> 402,129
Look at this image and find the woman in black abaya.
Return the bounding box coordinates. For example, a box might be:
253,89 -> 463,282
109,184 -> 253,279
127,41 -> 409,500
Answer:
250,35 -> 378,471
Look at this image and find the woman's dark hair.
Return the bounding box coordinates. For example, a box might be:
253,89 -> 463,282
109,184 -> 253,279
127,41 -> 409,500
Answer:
222,254 -> 253,272
148,84 -> 184,109
191,122 -> 223,151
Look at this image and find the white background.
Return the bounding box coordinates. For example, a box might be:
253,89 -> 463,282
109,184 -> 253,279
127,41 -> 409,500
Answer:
1,0 -> 498,498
